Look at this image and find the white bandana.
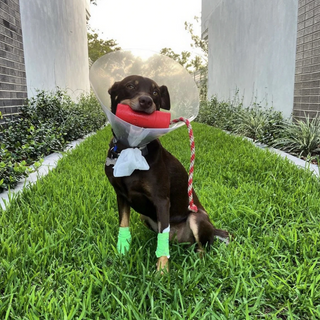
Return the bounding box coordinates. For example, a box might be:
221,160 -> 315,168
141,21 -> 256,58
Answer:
113,148 -> 150,177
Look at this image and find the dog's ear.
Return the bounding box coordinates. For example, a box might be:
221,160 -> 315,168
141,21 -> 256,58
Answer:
160,85 -> 170,110
108,82 -> 120,113
108,81 -> 120,96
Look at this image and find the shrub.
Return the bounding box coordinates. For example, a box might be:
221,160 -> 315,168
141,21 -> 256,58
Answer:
272,115 -> 320,157
196,97 -> 285,144
0,89 -> 106,192
235,104 -> 285,144
196,95 -> 320,159
76,92 -> 107,133
20,90 -> 106,142
196,96 -> 242,131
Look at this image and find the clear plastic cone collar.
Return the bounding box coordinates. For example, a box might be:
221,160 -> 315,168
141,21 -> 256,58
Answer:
89,50 -> 199,147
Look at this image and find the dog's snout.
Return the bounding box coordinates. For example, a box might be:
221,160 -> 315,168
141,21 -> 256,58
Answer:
139,96 -> 153,109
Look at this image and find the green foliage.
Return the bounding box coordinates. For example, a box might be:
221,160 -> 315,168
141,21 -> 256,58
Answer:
196,96 -> 286,145
1,124 -> 320,318
272,115 -> 320,157
0,89 -> 106,192
196,96 -> 243,131
160,45 -> 208,100
77,92 -> 107,132
0,118 -> 63,191
160,47 -> 192,70
196,96 -> 320,159
87,28 -> 121,63
184,17 -> 208,60
160,17 -> 207,73
235,104 -> 285,143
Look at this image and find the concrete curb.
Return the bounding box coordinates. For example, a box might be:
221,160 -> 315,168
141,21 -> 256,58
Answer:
0,134 -> 94,211
1,129 -> 319,211
255,142 -> 319,176
227,131 -> 319,176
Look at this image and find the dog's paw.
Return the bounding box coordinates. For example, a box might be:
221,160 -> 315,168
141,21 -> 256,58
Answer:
197,247 -> 205,259
156,256 -> 169,274
214,229 -> 231,245
117,227 -> 131,254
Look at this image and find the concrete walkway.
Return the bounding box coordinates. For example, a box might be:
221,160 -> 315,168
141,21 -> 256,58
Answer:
0,133 -> 319,211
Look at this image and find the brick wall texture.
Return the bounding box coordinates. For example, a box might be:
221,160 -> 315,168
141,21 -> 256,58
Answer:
0,0 -> 27,122
293,0 -> 320,120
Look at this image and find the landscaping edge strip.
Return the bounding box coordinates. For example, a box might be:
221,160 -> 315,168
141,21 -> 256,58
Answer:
252,139 -> 319,176
0,133 -> 95,211
0,126 -> 319,211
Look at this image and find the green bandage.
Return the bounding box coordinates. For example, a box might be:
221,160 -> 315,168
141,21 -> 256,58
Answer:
155,232 -> 170,258
117,227 -> 131,254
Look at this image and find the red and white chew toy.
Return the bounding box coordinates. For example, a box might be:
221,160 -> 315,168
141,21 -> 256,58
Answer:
171,117 -> 198,213
116,103 -> 171,128
115,103 -> 198,213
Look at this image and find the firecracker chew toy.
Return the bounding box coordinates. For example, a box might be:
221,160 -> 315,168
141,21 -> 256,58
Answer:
115,103 -> 171,128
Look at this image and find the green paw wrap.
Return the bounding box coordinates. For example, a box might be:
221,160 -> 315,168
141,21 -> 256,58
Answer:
155,232 -> 170,258
117,227 -> 131,254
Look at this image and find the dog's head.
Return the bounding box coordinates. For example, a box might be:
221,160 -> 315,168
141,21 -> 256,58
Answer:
108,75 -> 170,114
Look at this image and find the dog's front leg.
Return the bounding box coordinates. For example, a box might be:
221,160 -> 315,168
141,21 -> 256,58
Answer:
155,198 -> 170,273
117,194 -> 131,254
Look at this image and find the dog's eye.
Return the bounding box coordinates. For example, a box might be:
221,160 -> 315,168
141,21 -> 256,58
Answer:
153,90 -> 159,96
126,84 -> 134,89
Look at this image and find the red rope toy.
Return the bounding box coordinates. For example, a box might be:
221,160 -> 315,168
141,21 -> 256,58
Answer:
170,117 -> 198,213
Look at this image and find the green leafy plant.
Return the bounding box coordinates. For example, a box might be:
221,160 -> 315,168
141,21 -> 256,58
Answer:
272,115 -> 320,157
87,27 -> 121,63
196,94 -> 289,150
235,104 -> 285,143
234,106 -> 268,141
196,96 -> 242,131
76,92 -> 107,132
0,89 -> 106,192
20,89 -> 106,142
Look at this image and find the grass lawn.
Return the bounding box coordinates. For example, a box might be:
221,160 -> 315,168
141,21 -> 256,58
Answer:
1,122 -> 320,319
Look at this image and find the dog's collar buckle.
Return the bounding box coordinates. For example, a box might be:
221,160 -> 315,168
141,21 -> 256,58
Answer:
110,145 -> 120,159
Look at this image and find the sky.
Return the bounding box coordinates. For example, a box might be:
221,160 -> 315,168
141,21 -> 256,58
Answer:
88,0 -> 202,55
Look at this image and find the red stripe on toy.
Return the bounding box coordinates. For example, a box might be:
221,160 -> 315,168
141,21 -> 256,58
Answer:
170,117 -> 198,213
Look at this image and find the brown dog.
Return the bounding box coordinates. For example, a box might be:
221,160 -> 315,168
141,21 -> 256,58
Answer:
105,75 -> 229,272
